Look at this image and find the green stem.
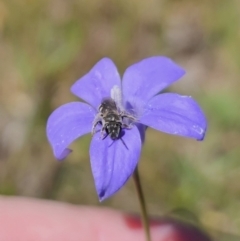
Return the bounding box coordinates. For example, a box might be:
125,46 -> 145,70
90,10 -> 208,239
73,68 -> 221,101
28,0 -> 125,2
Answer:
133,167 -> 151,241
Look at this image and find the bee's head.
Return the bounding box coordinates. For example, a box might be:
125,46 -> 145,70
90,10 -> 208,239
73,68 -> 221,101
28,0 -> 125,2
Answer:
107,122 -> 122,140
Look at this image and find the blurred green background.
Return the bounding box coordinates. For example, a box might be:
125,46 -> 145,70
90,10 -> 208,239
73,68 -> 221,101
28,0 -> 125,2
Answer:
0,0 -> 240,239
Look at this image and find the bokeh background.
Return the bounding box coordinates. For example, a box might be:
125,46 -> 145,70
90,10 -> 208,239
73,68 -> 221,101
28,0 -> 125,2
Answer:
0,0 -> 240,240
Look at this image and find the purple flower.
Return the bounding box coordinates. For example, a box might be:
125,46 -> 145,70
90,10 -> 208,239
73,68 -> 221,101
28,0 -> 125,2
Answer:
46,57 -> 207,201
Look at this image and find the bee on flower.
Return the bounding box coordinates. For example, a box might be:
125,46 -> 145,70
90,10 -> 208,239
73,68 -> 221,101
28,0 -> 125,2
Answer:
46,57 -> 207,201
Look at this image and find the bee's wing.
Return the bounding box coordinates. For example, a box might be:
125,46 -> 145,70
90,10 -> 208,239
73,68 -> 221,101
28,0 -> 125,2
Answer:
111,85 -> 124,112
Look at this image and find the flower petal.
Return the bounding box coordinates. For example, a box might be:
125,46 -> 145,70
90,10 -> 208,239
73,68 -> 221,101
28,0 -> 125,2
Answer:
89,126 -> 142,201
122,56 -> 185,104
47,102 -> 96,160
71,58 -> 121,109
139,93 -> 207,140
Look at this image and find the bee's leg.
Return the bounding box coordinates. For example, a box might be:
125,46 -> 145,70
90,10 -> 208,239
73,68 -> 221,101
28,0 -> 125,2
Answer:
102,132 -> 109,140
125,116 -> 137,122
121,112 -> 137,130
92,113 -> 102,135
100,123 -> 108,139
121,112 -> 137,121
122,123 -> 134,129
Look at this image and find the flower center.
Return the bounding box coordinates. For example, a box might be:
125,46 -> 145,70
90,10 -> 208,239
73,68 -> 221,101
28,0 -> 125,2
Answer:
92,86 -> 136,140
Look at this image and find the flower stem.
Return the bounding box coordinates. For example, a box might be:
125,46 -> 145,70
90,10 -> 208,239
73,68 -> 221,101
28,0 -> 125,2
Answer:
133,167 -> 151,241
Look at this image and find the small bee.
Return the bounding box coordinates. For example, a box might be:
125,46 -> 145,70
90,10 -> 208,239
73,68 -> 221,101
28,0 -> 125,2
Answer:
92,98 -> 135,140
